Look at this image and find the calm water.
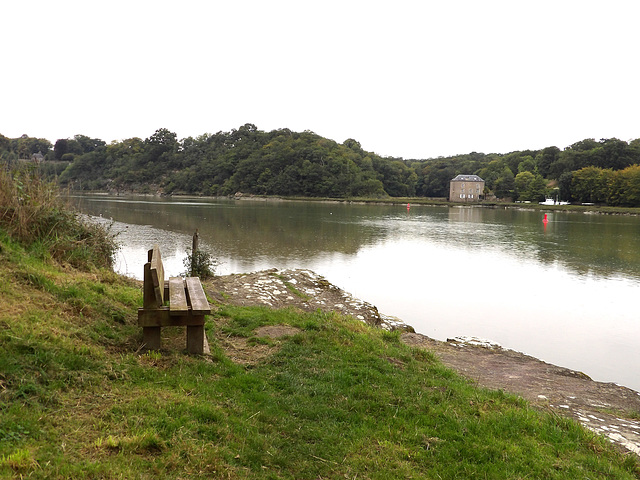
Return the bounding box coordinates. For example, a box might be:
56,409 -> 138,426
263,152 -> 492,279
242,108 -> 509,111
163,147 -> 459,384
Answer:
73,195 -> 640,392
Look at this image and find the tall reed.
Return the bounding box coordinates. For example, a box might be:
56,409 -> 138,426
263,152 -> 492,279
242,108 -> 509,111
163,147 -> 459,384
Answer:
0,164 -> 117,269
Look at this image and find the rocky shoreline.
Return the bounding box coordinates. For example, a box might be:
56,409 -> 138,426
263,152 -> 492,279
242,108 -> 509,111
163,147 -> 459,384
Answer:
203,268 -> 640,458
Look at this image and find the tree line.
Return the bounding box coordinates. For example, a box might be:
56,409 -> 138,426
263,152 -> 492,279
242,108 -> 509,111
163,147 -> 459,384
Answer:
2,126 -> 640,205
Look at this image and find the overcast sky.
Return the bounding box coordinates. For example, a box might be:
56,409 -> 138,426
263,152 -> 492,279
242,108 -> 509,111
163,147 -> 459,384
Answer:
2,0 -> 639,159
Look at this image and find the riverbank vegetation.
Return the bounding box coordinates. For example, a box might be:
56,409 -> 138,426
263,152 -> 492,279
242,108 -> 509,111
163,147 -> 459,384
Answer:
3,127 -> 640,206
0,165 -> 117,269
1,172 -> 639,478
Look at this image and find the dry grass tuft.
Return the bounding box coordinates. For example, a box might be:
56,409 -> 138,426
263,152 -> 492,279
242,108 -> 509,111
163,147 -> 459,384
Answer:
0,164 -> 117,269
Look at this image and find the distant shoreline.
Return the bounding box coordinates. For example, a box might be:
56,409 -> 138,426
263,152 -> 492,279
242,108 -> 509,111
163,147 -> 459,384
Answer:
69,190 -> 640,216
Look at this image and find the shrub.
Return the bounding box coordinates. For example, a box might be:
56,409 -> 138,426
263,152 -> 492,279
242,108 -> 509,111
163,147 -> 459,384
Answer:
183,248 -> 217,279
0,164 -> 118,270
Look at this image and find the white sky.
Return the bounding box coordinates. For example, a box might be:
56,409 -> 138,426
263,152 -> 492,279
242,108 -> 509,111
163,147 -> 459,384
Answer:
2,0 -> 639,159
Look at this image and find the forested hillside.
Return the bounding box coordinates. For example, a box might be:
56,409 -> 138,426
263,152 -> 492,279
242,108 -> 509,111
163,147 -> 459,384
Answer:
2,125 -> 640,205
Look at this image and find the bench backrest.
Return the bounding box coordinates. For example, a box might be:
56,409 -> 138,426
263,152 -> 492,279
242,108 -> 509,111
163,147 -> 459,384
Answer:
143,244 -> 165,309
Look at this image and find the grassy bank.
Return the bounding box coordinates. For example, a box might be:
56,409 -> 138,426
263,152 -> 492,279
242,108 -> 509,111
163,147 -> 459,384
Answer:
1,171 -> 639,478
1,246 -> 639,478
0,167 -> 117,269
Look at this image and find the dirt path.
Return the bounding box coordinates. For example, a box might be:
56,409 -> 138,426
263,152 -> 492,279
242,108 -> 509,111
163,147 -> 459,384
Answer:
204,268 -> 640,458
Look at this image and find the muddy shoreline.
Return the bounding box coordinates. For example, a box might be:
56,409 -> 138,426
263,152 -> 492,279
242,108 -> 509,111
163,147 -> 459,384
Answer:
203,268 -> 640,457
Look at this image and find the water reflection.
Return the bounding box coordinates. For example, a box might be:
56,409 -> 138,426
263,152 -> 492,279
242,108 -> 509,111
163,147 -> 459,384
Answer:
76,196 -> 640,282
73,196 -> 640,391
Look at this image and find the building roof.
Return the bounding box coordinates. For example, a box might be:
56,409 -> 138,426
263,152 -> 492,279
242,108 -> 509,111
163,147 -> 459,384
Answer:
450,174 -> 483,182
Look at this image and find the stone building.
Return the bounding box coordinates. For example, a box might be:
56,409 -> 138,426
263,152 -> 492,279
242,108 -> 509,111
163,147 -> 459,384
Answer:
449,174 -> 485,202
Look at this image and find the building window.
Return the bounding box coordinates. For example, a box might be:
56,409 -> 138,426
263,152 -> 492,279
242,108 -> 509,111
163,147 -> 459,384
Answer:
460,194 -> 465,199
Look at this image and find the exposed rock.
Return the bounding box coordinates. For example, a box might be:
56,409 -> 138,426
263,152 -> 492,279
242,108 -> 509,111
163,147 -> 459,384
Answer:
205,268 -> 414,332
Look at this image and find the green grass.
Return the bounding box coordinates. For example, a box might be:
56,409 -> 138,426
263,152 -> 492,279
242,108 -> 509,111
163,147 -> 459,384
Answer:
0,237 -> 638,478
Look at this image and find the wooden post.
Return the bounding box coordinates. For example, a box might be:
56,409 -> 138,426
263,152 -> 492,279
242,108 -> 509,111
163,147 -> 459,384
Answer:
186,324 -> 205,354
192,229 -> 199,254
191,229 -> 199,277
143,326 -> 161,351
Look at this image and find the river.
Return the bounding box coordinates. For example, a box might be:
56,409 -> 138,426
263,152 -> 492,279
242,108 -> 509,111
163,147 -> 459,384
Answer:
72,195 -> 640,392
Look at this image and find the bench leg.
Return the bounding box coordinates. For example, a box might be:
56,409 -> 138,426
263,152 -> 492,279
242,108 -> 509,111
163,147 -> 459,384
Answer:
143,326 -> 161,351
187,325 -> 205,354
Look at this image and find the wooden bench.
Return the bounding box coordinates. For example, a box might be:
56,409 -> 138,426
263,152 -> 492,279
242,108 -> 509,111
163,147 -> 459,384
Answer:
137,245 -> 211,354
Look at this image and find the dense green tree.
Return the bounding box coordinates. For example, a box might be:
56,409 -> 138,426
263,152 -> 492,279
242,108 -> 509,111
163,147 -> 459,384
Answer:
372,158 -> 417,197
54,139 -> 69,160
595,138 -> 635,170
529,174 -> 548,202
502,150 -> 539,175
477,159 -> 506,191
514,171 -> 535,201
13,134 -> 52,158
48,126 -> 640,204
565,164 -> 640,207
343,138 -> 364,154
558,171 -> 573,202
0,134 -> 10,152
416,162 -> 455,197
514,171 -> 547,202
493,167 -> 515,199
560,138 -> 602,172
144,128 -> 178,164
59,149 -> 109,189
547,154 -> 574,179
621,165 -> 640,206
536,146 -> 560,178
605,165 -> 640,207
569,138 -> 600,152
570,166 -> 611,204
73,134 -> 106,153
517,156 -> 536,174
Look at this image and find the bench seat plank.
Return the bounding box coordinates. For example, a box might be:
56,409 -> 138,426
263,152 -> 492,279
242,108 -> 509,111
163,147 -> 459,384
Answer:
139,308 -> 205,327
149,245 -> 165,307
185,277 -> 211,315
169,277 -> 189,315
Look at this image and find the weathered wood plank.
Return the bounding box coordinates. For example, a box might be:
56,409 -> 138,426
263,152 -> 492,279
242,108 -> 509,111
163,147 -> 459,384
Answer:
142,262 -> 158,309
185,277 -> 211,315
138,308 -> 205,327
149,245 -> 164,306
187,324 -> 205,354
169,277 -> 189,314
143,326 -> 161,350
